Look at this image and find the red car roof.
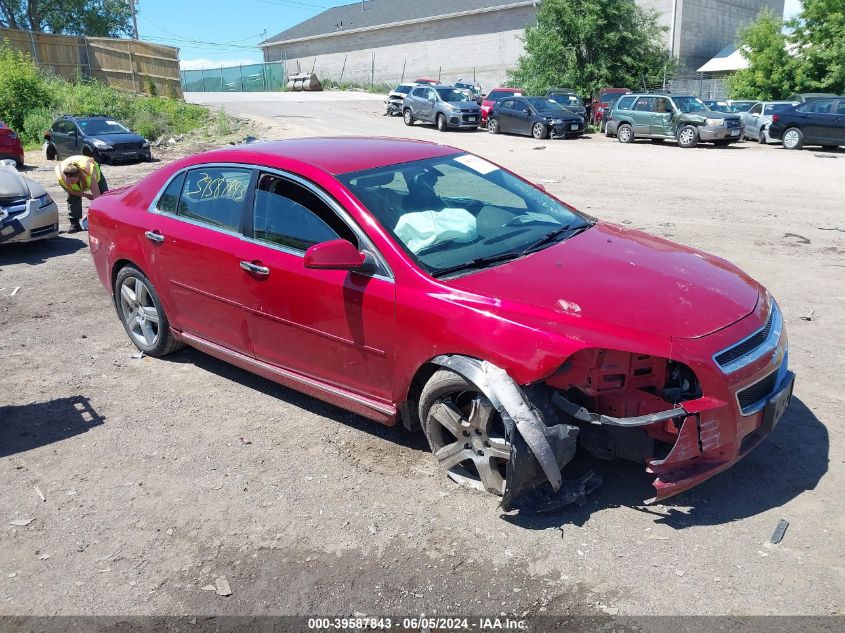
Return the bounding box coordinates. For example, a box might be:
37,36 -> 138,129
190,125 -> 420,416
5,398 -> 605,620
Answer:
192,137 -> 462,175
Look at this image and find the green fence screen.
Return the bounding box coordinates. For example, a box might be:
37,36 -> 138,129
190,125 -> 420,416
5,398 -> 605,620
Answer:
181,62 -> 287,92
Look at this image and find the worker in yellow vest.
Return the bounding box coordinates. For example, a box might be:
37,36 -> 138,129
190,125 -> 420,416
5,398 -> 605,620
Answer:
55,155 -> 108,233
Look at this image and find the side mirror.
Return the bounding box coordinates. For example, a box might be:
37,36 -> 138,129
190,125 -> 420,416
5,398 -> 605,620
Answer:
304,239 -> 370,271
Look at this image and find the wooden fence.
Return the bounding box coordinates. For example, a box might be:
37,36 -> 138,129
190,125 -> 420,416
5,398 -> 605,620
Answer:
0,27 -> 182,98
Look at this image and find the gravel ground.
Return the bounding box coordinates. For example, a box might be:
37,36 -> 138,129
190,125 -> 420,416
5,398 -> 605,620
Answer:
0,96 -> 843,618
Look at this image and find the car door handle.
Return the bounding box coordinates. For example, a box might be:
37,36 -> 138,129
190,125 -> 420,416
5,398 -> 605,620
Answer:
240,260 -> 270,276
144,230 -> 165,243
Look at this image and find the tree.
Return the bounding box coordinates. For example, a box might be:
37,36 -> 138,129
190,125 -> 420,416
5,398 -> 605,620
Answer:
0,1 -> 132,37
508,0 -> 676,98
728,9 -> 795,100
788,0 -> 845,95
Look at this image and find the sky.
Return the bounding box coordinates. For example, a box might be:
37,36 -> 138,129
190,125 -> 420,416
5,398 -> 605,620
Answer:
134,0 -> 807,70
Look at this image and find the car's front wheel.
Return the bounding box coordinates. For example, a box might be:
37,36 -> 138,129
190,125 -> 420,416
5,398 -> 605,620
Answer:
677,125 -> 699,148
419,369 -> 511,495
488,118 -> 500,134
403,109 -> 414,126
532,122 -> 548,140
782,127 -> 803,150
758,127 -> 769,144
436,114 -> 448,132
616,123 -> 634,143
114,265 -> 183,357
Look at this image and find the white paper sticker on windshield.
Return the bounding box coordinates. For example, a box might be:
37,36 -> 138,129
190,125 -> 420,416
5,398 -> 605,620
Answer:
454,155 -> 499,175
106,120 -> 118,125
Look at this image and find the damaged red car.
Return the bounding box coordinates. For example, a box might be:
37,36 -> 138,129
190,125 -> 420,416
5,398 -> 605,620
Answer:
88,137 -> 794,507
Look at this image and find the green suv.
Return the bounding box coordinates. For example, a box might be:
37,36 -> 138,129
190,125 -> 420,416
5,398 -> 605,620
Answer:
605,93 -> 743,147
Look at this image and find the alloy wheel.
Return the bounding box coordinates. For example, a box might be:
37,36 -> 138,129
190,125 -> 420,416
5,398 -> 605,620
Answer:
679,128 -> 695,146
618,126 -> 632,143
532,123 -> 545,139
426,393 -> 511,494
783,129 -> 800,149
488,119 -> 499,134
118,276 -> 161,348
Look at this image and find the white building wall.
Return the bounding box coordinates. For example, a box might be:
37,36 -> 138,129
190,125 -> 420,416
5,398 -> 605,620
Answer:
264,6 -> 536,88
263,1 -> 785,87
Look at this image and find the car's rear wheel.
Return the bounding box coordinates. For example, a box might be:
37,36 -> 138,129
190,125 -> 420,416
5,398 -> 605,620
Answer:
616,123 -> 633,143
782,127 -> 803,150
114,265 -> 183,357
532,122 -> 548,140
403,109 -> 414,126
419,369 -> 511,495
488,118 -> 500,134
436,114 -> 448,132
677,125 -> 699,148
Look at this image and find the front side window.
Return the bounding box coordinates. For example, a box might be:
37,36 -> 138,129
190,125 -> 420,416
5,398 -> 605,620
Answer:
837,101 -> 845,115
498,99 -> 515,110
340,154 -> 591,277
253,174 -> 355,252
749,103 -> 763,115
411,87 -> 426,98
178,167 -> 251,231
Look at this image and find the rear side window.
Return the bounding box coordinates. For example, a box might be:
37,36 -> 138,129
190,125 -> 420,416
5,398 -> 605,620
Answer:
749,103 -> 762,115
157,173 -> 186,214
178,167 -> 251,231
799,99 -> 836,113
633,97 -> 656,111
411,87 -> 426,98
253,174 -> 356,252
499,99 -> 515,110
837,101 -> 845,115
615,96 -> 636,110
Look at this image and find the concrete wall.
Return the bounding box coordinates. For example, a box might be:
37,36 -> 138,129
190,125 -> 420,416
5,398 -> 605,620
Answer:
677,0 -> 784,71
263,0 -> 784,88
264,5 -> 536,88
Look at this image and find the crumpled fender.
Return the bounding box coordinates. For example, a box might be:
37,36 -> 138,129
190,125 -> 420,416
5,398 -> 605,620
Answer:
431,355 -> 580,509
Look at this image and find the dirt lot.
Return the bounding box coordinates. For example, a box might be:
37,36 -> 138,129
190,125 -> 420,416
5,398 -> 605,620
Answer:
1,94 -> 843,619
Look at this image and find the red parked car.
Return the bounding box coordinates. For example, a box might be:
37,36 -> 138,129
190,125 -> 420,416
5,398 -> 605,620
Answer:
88,138 -> 794,506
0,120 -> 24,167
480,87 -> 524,126
591,87 -> 631,127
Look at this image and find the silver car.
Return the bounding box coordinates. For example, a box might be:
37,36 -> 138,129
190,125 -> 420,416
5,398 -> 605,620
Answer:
741,101 -> 799,143
0,163 -> 59,244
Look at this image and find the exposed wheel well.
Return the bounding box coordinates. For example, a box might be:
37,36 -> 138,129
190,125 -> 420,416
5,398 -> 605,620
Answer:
399,362 -> 441,432
111,258 -> 140,292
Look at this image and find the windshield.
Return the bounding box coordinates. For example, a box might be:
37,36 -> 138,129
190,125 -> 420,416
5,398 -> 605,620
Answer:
435,88 -> 469,102
77,119 -> 131,135
549,94 -> 582,107
672,96 -> 709,113
394,85 -> 412,94
525,97 -> 565,112
707,102 -> 732,113
729,101 -> 755,112
339,154 -> 590,277
764,103 -> 793,115
488,90 -> 521,101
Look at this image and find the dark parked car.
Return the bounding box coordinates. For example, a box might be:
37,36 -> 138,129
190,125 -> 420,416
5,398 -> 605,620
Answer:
45,115 -> 151,164
767,97 -> 845,150
785,93 -> 840,103
546,89 -> 587,119
0,120 -> 24,168
488,96 -> 584,139
402,85 -> 481,131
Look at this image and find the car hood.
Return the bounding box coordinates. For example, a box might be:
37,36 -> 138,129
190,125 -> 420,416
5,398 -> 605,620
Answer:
445,222 -> 760,340
0,166 -> 32,199
539,110 -> 580,120
90,133 -> 145,144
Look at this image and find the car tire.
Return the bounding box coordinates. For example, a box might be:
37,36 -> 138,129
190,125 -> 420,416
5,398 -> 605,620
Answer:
677,125 -> 699,148
758,127 -> 769,144
436,114 -> 449,132
488,118 -> 500,134
45,143 -> 57,160
419,369 -> 511,496
616,124 -> 634,144
403,109 -> 415,126
532,122 -> 548,140
782,127 -> 803,150
114,265 -> 184,357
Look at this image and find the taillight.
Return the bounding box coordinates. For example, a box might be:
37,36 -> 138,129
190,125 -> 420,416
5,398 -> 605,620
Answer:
772,114 -> 779,122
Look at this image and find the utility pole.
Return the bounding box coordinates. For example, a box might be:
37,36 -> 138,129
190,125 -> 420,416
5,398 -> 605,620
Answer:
127,0 -> 139,40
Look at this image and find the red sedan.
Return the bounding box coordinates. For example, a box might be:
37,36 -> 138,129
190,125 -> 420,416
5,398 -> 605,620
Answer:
0,120 -> 24,167
88,138 -> 794,507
